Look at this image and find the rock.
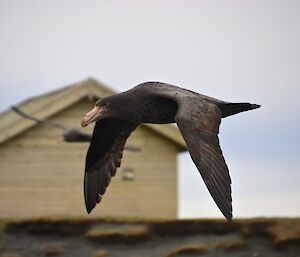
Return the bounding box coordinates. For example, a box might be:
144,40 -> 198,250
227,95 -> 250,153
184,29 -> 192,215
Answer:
1,253 -> 21,257
164,244 -> 209,257
42,243 -> 64,256
91,250 -> 108,257
85,224 -> 149,244
266,219 -> 300,248
214,240 -> 247,251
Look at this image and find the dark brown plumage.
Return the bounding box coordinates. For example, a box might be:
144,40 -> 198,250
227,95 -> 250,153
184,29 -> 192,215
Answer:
81,82 -> 261,221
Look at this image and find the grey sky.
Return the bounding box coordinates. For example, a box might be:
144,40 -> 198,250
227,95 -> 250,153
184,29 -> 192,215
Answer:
0,0 -> 299,218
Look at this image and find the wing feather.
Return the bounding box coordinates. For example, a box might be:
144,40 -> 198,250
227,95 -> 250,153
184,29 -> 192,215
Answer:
148,87 -> 233,220
84,118 -> 137,213
175,98 -> 233,221
134,83 -> 235,220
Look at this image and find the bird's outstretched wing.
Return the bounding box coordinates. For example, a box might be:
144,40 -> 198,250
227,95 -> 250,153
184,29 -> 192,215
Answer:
148,86 -> 233,221
175,98 -> 232,221
84,118 -> 138,213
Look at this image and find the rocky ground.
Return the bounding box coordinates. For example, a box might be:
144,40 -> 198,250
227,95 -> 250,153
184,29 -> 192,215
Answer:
0,217 -> 299,257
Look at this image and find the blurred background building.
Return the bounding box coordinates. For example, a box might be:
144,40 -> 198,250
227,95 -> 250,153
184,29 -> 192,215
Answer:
0,78 -> 186,219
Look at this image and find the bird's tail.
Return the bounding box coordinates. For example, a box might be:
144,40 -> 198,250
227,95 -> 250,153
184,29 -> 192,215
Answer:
219,102 -> 261,118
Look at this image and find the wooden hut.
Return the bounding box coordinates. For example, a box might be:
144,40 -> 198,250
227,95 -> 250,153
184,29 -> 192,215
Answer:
0,78 -> 186,219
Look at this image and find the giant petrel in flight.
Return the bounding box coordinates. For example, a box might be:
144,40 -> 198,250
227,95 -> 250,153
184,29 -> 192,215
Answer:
81,82 -> 260,221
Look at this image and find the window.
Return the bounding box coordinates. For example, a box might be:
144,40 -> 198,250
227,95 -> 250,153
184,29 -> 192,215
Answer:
122,167 -> 135,181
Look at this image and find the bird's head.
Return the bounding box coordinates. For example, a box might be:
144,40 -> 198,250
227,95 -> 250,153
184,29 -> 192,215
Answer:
81,95 -> 121,127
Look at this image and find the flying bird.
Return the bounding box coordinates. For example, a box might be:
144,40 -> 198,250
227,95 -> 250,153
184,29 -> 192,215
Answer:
81,82 -> 261,221
11,106 -> 140,151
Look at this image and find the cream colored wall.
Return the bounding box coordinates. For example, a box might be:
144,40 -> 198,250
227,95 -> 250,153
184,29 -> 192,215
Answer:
0,98 -> 180,219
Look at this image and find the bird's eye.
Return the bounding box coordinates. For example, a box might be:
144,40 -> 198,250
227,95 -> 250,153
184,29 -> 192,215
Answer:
103,102 -> 109,107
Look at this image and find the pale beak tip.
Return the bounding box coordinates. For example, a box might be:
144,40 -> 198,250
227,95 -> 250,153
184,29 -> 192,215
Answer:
80,117 -> 88,128
80,105 -> 102,128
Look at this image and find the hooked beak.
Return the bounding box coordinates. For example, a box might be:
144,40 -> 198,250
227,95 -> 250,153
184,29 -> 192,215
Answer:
81,106 -> 103,127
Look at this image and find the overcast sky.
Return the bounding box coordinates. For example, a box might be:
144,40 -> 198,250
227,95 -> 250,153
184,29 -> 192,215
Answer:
0,0 -> 299,218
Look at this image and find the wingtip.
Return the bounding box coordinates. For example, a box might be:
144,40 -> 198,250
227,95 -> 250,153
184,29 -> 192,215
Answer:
221,210 -> 233,222
226,215 -> 233,223
85,205 -> 93,214
84,193 -> 94,214
251,104 -> 261,109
